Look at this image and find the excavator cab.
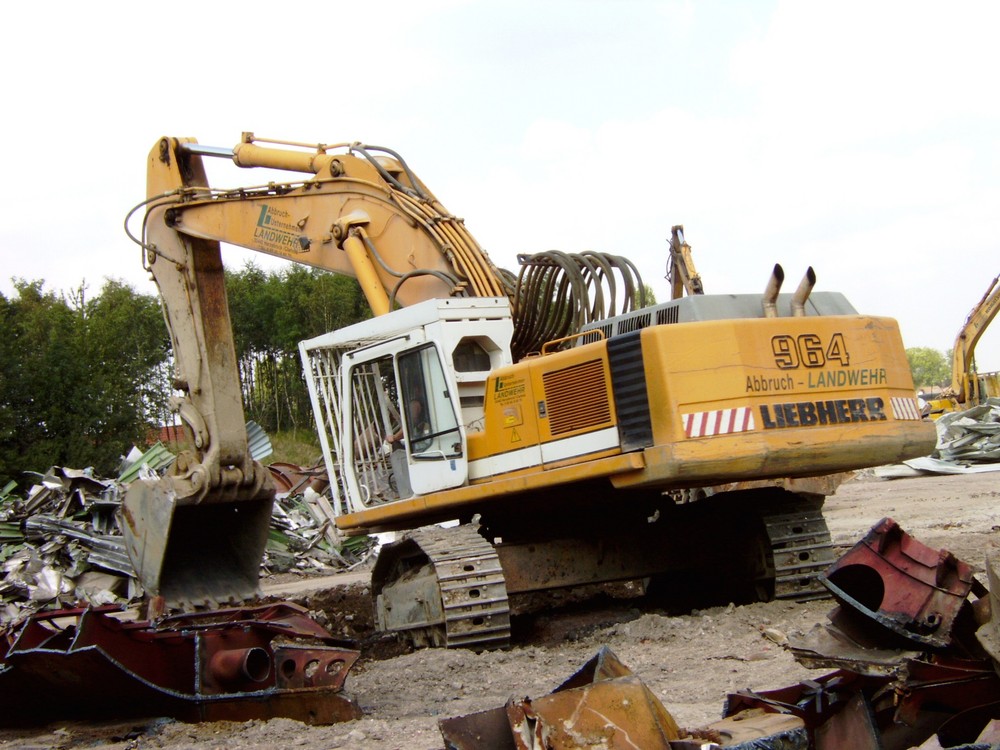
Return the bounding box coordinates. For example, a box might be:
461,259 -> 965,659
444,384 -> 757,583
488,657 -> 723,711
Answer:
341,337 -> 468,502
300,297 -> 514,515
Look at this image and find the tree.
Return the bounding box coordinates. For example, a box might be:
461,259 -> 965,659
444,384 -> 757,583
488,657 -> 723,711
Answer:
0,281 -> 81,480
637,283 -> 657,308
73,280 -> 172,468
0,279 -> 170,486
0,265 -> 373,487
906,347 -> 951,390
226,263 -> 368,434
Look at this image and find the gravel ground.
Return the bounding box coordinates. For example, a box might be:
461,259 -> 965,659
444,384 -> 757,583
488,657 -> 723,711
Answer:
2,469 -> 999,749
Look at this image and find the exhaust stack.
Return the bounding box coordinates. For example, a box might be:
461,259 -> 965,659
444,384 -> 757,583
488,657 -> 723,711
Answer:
791,267 -> 817,317
762,264 -> 784,318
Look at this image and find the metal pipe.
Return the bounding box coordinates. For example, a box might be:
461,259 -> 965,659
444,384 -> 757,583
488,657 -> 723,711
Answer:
791,267 -> 817,317
178,143 -> 235,160
208,646 -> 272,685
762,264 -> 784,318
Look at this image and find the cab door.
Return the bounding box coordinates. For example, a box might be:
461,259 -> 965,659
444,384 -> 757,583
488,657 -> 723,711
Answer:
341,338 -> 467,508
395,344 -> 467,495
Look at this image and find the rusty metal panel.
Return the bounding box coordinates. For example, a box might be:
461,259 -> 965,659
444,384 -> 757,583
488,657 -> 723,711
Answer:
509,679 -> 679,749
975,555 -> 1000,667
439,706 -> 517,750
0,603 -> 361,726
499,671 -> 680,749
822,517 -> 975,648
724,671 -> 889,729
555,644 -> 636,689
814,692 -> 882,750
895,656 -> 1000,727
440,647 -> 680,749
788,612 -> 921,675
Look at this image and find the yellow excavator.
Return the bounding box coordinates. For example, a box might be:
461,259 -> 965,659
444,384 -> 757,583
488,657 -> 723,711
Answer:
123,134 -> 934,648
922,274 -> 1000,418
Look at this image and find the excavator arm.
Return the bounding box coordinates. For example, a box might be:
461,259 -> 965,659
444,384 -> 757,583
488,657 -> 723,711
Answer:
124,134 -> 509,610
949,274 -> 1000,404
666,225 -> 704,299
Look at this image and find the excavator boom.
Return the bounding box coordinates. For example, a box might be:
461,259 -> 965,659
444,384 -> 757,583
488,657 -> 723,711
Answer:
124,134 -> 511,608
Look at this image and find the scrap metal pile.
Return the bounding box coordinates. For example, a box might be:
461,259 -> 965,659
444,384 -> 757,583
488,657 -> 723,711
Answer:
933,398 -> 1000,464
886,399 -> 1000,476
442,518 -> 1000,749
0,447 -> 372,626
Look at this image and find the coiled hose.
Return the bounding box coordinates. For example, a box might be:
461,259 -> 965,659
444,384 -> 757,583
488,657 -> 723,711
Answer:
510,251 -> 646,360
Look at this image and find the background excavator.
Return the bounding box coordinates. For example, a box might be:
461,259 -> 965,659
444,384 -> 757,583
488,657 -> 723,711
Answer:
922,274 -> 1000,418
123,133 -> 935,648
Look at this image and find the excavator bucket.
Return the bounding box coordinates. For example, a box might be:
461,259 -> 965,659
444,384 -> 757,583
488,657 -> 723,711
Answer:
122,476 -> 275,609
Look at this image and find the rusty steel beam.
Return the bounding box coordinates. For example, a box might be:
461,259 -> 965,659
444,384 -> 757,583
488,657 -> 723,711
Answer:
0,602 -> 361,726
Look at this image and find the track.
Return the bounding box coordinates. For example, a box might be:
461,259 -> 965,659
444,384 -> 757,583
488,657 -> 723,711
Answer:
761,498 -> 837,601
402,525 -> 511,649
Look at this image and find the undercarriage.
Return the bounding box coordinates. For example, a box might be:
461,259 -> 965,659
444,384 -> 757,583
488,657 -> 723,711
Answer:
371,486 -> 837,648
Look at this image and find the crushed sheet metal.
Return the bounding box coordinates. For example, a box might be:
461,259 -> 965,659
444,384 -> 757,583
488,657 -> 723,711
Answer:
787,615 -> 921,675
901,456 -> 1000,475
441,647 -> 813,749
934,398 -> 1000,463
1,460 -> 370,626
724,670 -> 889,730
246,420 -> 274,461
734,522 -> 1000,748
0,602 -> 361,726
118,441 -> 176,484
506,677 -> 679,749
677,712 -> 807,749
440,647 -> 680,749
821,517 -> 976,648
23,515 -> 134,575
894,655 -> 1000,729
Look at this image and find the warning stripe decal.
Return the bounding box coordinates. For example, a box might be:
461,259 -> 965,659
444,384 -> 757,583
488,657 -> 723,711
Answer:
890,397 -> 923,421
683,407 -> 755,438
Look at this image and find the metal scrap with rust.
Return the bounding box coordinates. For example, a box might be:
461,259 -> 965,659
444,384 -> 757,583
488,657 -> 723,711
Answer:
440,647 -> 681,749
820,517 -> 979,649
0,601 -> 361,726
750,519 -> 1000,749
0,459 -> 372,626
440,646 -> 808,749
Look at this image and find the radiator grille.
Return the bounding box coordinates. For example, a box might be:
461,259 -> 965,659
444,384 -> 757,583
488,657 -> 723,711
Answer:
618,312 -> 651,334
542,359 -> 612,435
656,306 -> 679,325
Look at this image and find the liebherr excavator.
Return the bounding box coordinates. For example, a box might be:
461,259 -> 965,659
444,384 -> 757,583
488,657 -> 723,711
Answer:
123,134 -> 935,649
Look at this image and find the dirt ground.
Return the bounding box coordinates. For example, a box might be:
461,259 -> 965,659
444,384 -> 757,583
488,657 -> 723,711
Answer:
3,470 -> 999,749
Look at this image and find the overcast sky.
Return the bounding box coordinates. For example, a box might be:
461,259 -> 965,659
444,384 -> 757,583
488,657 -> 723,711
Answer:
4,1 -> 999,368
